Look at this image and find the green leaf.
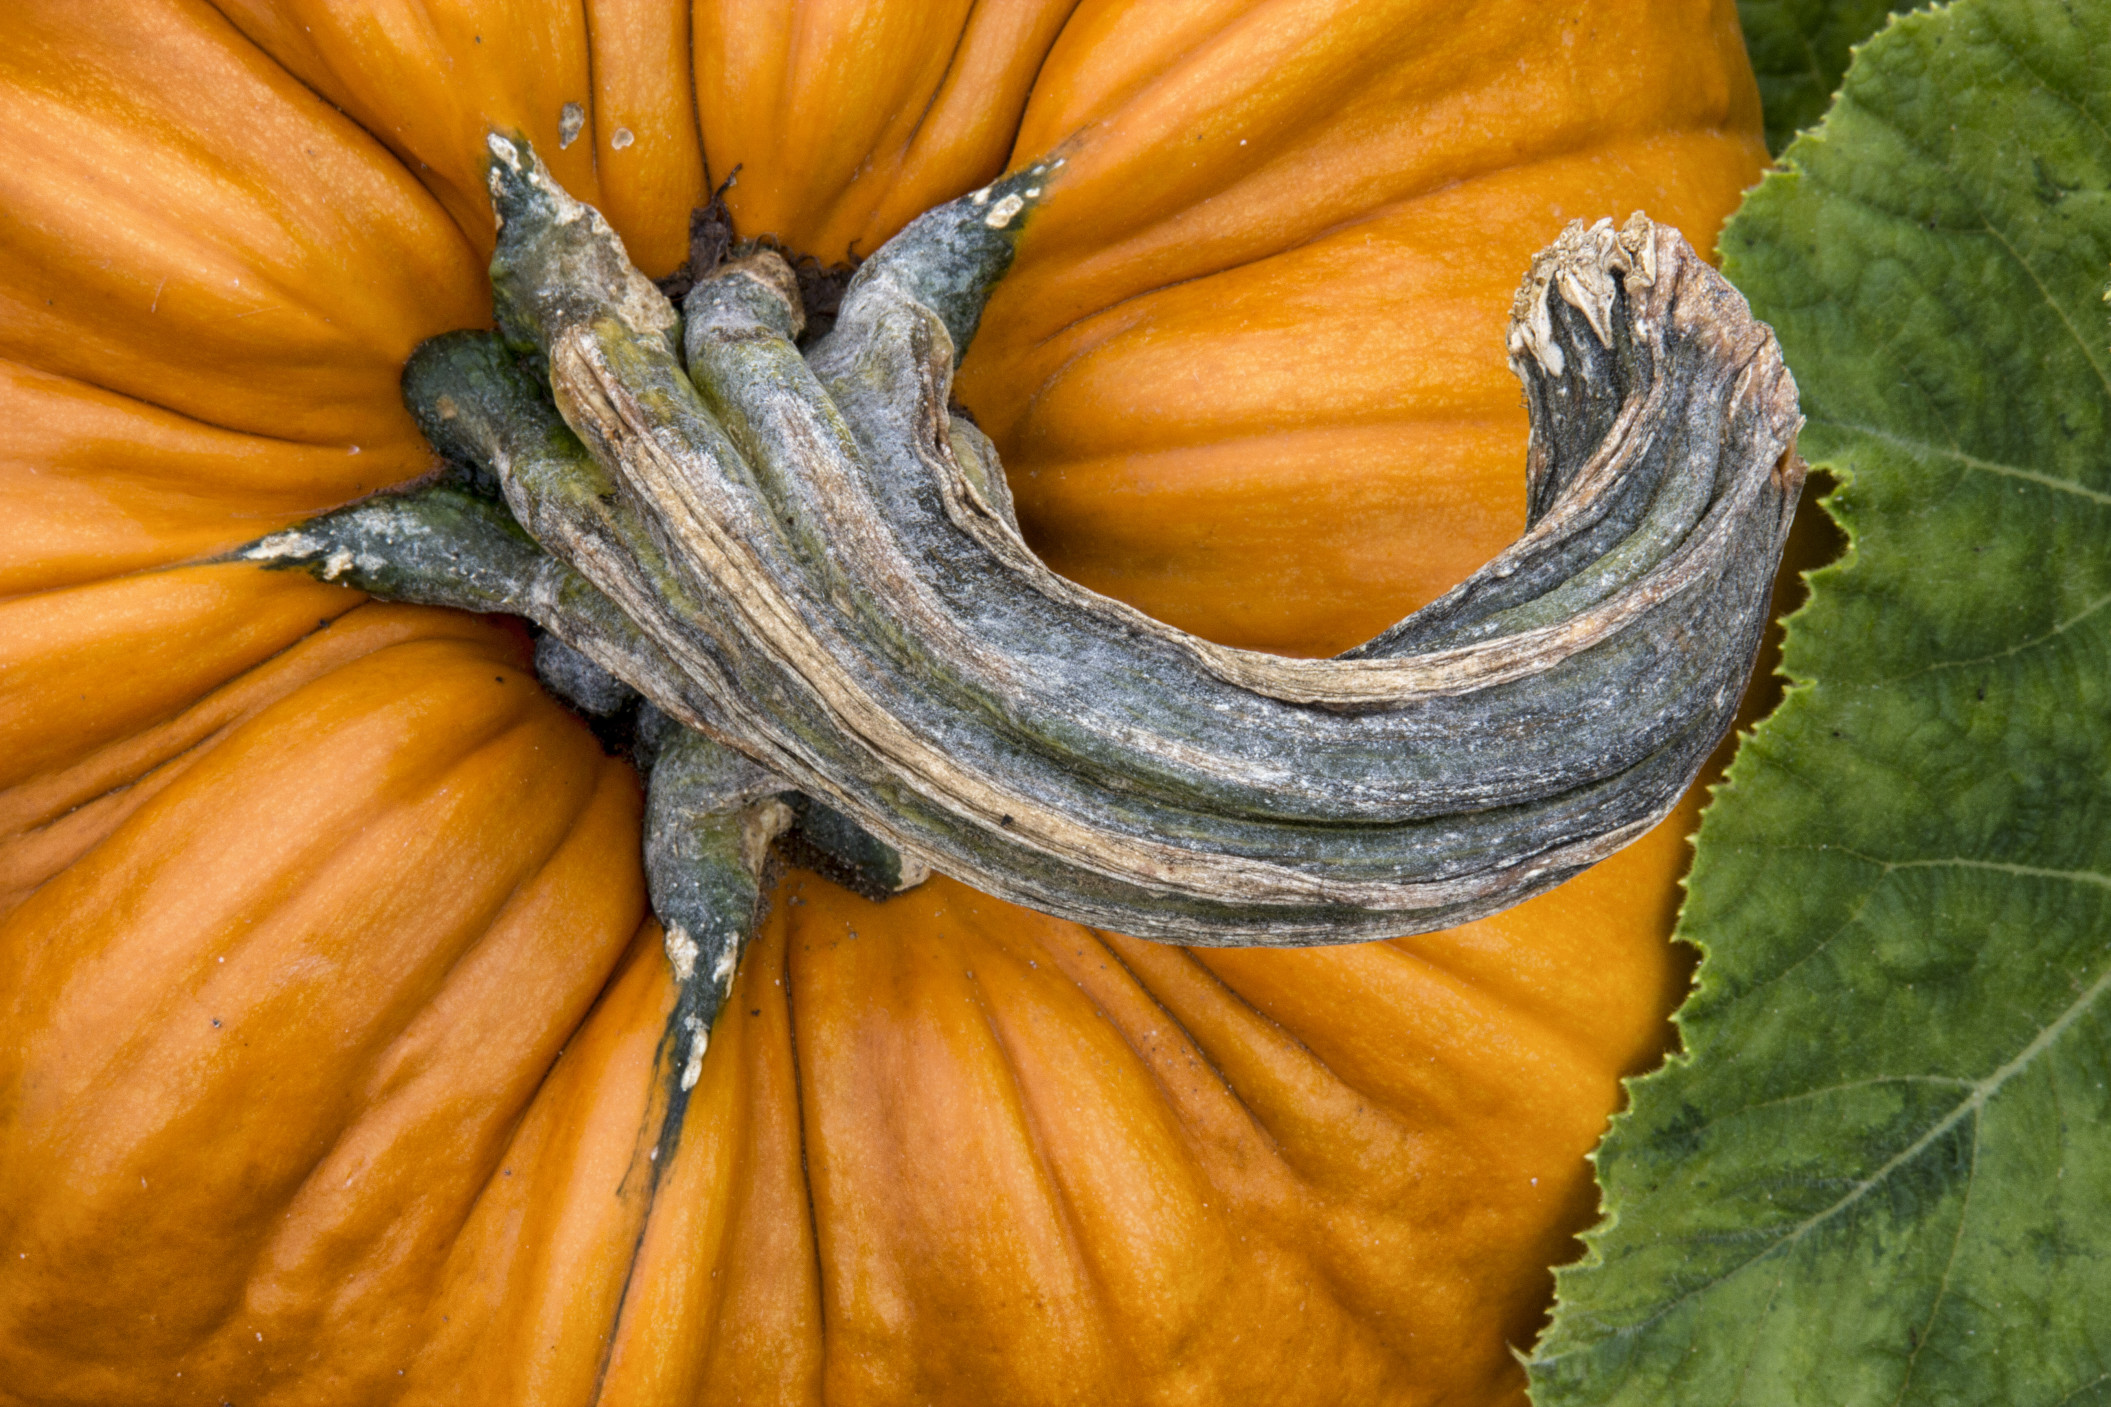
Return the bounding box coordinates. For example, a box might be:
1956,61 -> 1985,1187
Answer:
1530,1 -> 2111,1403
1738,0 -> 1930,152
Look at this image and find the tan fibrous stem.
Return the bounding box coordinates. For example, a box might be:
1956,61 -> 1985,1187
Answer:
247,134 -> 1803,948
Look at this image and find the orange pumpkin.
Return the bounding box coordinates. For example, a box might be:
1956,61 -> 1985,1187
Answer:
0,2 -> 1767,1403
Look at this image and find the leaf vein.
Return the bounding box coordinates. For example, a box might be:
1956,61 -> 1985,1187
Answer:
1808,415 -> 2111,505
1867,588 -> 2111,686
2049,1369 -> 2111,1407
1889,1109 -> 1981,1405
1713,1074 -> 1977,1127
1975,215 -> 2111,402
1537,889 -> 2111,1359
1974,17 -> 2111,152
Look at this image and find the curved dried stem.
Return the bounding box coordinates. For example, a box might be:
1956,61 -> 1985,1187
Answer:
245,135 -> 1803,947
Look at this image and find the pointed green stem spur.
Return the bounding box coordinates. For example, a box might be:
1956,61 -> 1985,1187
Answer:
240,135 -> 1804,1009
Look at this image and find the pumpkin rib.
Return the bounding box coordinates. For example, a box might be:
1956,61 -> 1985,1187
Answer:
0,602 -> 514,842
887,26 -> 974,193
1103,945 -> 1500,1387
589,1060 -> 691,1404
0,749 -> 210,923
1100,934 -> 1439,1199
588,911 -> 826,1404
973,945 -> 1277,1395
1155,935 -> 1628,1385
578,0 -> 715,275
417,905 -> 828,1407
994,3 -> 1758,291
206,0 -> 614,267
1057,888 -> 1439,1394
956,941 -> 1129,1360
780,878 -> 1472,1399
1001,0 -> 1258,161
1187,951 -> 1453,1185
1054,934 -> 1420,1397
786,882 -> 1108,1398
1024,927 -> 1388,1393
0,361 -> 422,599
425,923 -> 669,1407
843,0 -> 1087,257
1197,942 -> 1612,1154
1063,929 -> 1300,1165
0,568 -> 381,792
984,135 -> 1770,437
1006,151 -> 1697,365
704,904 -> 828,1401
693,0 -> 1086,263
212,0 -> 708,277
584,908 -> 772,1405
0,632 -> 642,1404
1006,425 -> 1519,590
239,749 -> 642,1293
0,0 -> 485,452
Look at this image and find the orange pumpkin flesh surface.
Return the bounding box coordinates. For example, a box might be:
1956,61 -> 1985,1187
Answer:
0,2 -> 1766,1402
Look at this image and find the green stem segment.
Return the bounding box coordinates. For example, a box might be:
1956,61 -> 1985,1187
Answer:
636,716 -> 788,1096
243,134 -> 1803,955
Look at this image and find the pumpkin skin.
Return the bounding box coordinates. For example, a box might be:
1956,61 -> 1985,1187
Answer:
0,2 -> 1766,1403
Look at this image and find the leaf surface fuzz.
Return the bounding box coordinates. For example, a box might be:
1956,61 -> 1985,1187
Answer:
1533,0 -> 2111,1401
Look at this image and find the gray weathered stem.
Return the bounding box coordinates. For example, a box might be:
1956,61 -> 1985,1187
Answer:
638,717 -> 789,1096
249,135 -> 1803,947
499,137 -> 1802,943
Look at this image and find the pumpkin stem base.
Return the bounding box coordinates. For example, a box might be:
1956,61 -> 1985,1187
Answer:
237,138 -> 1804,960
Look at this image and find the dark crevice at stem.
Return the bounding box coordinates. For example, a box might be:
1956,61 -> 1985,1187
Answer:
652,166 -> 740,305
650,166 -> 859,348
776,793 -> 928,901
775,895 -> 830,1355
